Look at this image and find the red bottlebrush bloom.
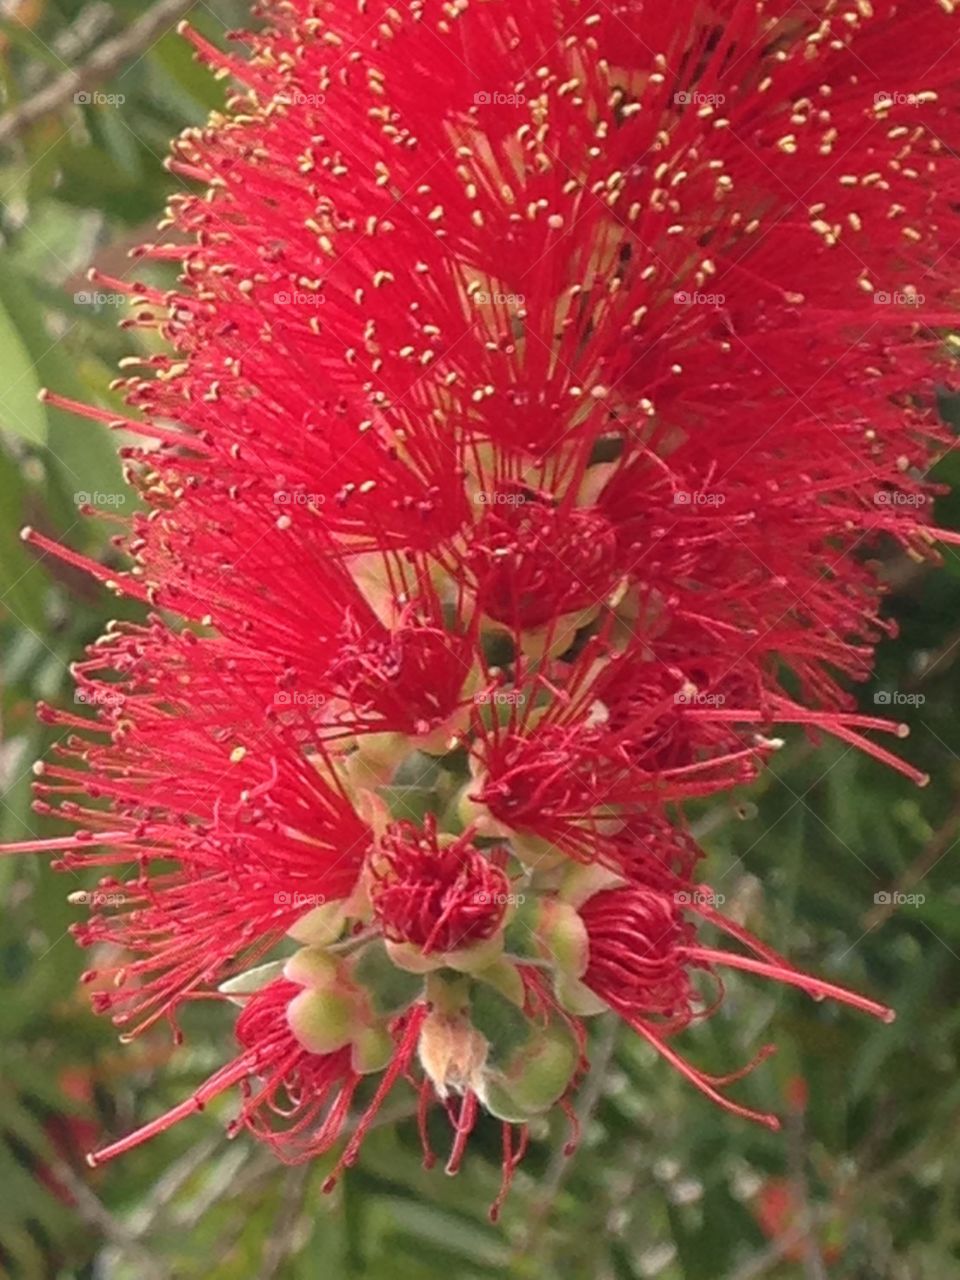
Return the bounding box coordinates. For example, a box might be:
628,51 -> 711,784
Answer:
87,980 -> 426,1172
371,819 -> 511,954
10,0 -> 960,1213
577,885 -> 894,1128
26,620 -> 373,1037
325,599 -> 475,740
464,490 -> 620,630
87,971 -> 569,1218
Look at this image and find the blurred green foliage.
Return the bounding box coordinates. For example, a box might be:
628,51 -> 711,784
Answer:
1,4 -> 959,1278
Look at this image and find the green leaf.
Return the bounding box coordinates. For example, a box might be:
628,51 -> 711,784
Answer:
0,297 -> 46,444
354,942 -> 424,1016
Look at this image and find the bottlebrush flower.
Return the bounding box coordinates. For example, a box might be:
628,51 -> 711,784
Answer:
370,819 -> 512,957
574,883 -> 894,1125
10,0 -> 960,1215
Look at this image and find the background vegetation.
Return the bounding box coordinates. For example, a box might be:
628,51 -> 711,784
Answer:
1,3 -> 958,1276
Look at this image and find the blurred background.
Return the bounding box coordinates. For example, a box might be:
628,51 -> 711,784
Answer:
1,3 -> 959,1277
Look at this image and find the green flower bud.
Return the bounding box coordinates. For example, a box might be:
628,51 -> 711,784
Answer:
533,898 -> 589,979
286,986 -> 356,1055
482,1023 -> 579,1122
351,1025 -> 395,1075
455,779 -> 513,838
283,946 -> 341,990
286,900 -> 348,946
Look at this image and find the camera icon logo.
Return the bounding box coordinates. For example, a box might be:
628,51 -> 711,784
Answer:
473,91 -> 491,105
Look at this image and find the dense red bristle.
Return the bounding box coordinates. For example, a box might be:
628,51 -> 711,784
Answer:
371,818 -> 511,953
7,0 -> 959,1211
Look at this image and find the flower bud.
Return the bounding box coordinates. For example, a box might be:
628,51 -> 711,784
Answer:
482,1023 -> 579,1122
283,946 -> 340,990
533,897 -> 589,979
351,1024 -> 395,1075
286,900 -> 347,946
418,1007 -> 489,1101
286,985 -> 356,1054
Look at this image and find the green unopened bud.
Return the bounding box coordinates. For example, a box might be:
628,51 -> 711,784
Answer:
455,784 -> 512,839
283,946 -> 340,990
286,986 -> 356,1055
534,898 -> 589,979
482,1023 -> 579,1122
286,900 -> 347,946
351,1025 -> 394,1075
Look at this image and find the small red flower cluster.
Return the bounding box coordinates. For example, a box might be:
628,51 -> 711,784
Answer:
12,0 -> 960,1215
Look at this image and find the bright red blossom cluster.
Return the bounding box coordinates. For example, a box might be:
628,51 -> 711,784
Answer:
11,0 -> 960,1215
